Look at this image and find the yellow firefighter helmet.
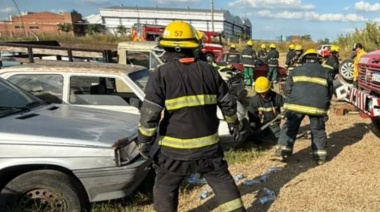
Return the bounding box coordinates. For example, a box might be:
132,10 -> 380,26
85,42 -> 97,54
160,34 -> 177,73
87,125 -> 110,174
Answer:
295,44 -> 303,51
159,20 -> 200,49
254,77 -> 271,93
331,45 -> 340,52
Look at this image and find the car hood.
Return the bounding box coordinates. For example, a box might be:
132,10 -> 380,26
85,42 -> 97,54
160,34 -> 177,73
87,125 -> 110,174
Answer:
0,104 -> 139,147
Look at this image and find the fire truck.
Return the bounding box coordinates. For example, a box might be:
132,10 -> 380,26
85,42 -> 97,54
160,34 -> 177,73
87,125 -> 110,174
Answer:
198,31 -> 223,60
131,24 -> 165,42
131,24 -> 223,59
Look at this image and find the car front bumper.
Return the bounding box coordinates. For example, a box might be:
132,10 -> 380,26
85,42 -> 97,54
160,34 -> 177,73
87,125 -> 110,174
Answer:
73,157 -> 152,202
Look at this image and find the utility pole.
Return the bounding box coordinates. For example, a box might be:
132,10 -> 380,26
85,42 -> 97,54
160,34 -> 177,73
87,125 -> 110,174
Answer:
211,0 -> 214,32
11,0 -> 27,37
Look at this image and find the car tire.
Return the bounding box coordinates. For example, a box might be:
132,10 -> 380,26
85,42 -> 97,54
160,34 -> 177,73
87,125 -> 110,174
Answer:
206,53 -> 215,62
0,170 -> 88,211
339,59 -> 354,83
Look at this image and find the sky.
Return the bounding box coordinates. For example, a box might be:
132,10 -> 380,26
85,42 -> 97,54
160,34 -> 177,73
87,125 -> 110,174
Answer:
1,0 -> 379,41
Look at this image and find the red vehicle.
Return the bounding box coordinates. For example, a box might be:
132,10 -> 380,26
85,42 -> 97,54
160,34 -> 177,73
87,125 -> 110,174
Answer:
131,26 -> 223,59
131,24 -> 165,41
199,31 -> 223,60
342,50 -> 380,135
215,52 -> 287,81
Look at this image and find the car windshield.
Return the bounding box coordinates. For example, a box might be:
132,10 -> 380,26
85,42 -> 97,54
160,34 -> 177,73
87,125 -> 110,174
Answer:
0,78 -> 43,117
129,69 -> 150,91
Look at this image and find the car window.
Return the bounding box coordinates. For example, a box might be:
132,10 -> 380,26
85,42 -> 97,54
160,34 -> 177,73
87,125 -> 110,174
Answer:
7,74 -> 63,104
69,76 -> 142,108
126,51 -> 150,69
150,51 -> 162,71
128,69 -> 150,91
0,78 -> 40,108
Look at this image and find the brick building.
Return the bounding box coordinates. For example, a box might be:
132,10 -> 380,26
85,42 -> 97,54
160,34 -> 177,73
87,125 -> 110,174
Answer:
0,11 -> 85,37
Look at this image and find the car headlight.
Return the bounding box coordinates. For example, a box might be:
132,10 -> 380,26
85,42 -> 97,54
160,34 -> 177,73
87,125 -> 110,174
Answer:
115,137 -> 141,166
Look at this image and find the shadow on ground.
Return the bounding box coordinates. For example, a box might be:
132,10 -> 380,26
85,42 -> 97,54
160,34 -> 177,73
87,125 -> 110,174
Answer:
189,122 -> 369,212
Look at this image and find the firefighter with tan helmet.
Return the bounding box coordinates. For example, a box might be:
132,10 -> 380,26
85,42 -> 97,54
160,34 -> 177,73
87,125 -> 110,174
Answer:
273,49 -> 334,165
241,40 -> 257,89
137,20 -> 246,212
248,76 -> 284,145
267,43 -> 280,84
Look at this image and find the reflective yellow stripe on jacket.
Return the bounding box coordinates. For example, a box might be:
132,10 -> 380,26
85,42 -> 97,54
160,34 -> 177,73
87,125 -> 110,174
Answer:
219,198 -> 244,212
159,132 -> 219,149
322,64 -> 334,70
258,107 -> 275,112
284,103 -> 328,115
242,55 -> 253,58
293,76 -> 327,86
165,95 -> 217,111
138,124 -> 156,137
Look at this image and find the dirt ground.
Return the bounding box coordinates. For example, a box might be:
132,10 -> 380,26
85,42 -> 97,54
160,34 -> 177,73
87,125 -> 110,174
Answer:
129,54 -> 380,212
173,105 -> 378,212
175,55 -> 380,212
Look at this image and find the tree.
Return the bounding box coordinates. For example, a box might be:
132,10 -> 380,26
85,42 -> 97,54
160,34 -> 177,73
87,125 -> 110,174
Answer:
300,34 -> 312,41
116,25 -> 127,36
57,23 -> 73,35
317,38 -> 331,44
86,24 -> 102,36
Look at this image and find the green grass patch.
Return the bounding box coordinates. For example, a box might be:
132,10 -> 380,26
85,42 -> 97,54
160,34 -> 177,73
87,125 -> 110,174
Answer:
224,143 -> 268,165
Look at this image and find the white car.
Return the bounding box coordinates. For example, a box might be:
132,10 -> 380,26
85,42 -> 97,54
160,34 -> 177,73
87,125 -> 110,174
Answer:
0,77 -> 151,211
0,61 -> 233,138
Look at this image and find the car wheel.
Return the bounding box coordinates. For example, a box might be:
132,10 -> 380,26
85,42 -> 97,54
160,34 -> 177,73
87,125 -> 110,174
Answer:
206,53 -> 215,62
339,59 -> 354,83
0,170 -> 88,211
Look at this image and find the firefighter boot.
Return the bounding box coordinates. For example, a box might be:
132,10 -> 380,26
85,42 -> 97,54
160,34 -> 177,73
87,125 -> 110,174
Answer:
271,145 -> 292,162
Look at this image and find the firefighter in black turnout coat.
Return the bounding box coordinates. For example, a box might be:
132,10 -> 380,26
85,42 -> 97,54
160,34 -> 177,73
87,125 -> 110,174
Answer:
137,20 -> 246,212
273,49 -> 334,165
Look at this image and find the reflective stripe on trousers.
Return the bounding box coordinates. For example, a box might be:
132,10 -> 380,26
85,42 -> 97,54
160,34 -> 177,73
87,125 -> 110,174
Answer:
153,156 -> 245,212
277,112 -> 328,156
219,198 -> 244,212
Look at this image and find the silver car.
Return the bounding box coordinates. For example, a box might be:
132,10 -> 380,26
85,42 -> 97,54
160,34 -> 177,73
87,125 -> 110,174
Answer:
0,78 -> 151,211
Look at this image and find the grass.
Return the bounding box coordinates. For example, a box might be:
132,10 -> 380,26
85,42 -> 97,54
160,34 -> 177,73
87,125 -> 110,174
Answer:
90,142 -> 267,212
224,143 -> 267,165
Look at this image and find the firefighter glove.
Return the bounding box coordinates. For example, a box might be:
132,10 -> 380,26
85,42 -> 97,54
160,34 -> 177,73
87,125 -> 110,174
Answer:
138,142 -> 151,159
228,120 -> 241,136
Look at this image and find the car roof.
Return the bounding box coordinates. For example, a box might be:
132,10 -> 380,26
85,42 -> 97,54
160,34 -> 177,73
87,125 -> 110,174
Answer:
0,61 -> 146,75
118,41 -> 158,51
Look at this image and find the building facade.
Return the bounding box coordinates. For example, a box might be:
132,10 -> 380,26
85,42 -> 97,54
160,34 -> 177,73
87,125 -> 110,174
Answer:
90,6 -> 251,39
0,11 -> 85,37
